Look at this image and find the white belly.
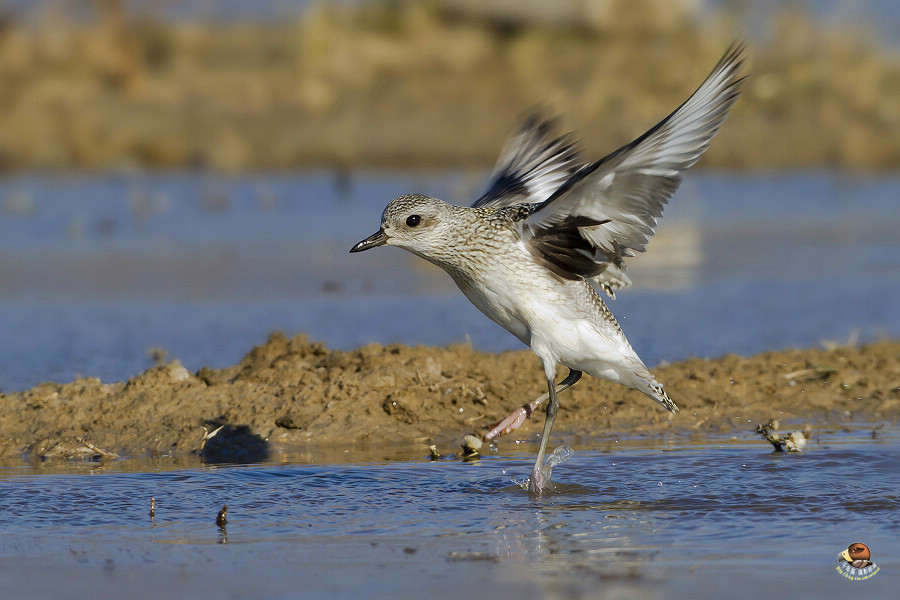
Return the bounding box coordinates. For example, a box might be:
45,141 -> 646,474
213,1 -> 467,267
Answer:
452,262 -> 646,386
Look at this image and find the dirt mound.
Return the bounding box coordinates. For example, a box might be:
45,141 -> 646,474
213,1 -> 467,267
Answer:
1,333 -> 897,462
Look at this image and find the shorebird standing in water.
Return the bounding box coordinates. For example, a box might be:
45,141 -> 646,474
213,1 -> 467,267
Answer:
351,46 -> 745,493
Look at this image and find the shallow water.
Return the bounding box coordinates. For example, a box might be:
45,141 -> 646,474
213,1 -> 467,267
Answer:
1,171 -> 898,597
1,426 -> 897,599
1,171 -> 899,391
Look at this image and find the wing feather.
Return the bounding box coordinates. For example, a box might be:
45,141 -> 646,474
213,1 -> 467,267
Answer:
473,113 -> 583,209
521,44 -> 746,295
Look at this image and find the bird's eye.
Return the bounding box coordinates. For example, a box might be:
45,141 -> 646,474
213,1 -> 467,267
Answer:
406,214 -> 421,227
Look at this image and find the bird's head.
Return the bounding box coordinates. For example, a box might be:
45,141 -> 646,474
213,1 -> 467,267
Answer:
350,194 -> 457,260
840,543 -> 871,563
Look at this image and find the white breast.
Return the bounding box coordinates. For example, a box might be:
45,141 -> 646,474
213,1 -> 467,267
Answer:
453,253 -> 643,384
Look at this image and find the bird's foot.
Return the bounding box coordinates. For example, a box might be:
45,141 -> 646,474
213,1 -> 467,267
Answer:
482,402 -> 538,442
525,446 -> 573,495
528,464 -> 544,494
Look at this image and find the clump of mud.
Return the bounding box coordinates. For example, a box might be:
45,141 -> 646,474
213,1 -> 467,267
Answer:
0,333 -> 897,461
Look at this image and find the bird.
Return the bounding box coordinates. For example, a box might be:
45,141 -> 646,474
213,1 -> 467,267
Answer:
351,45 -> 745,493
839,543 -> 873,569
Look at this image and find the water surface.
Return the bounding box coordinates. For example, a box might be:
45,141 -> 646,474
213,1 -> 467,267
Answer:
1,426 -> 896,599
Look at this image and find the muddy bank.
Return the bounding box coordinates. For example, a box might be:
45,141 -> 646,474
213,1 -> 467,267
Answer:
0,333 -> 897,462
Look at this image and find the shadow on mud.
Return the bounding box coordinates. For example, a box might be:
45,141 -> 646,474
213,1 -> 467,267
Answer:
201,420 -> 269,464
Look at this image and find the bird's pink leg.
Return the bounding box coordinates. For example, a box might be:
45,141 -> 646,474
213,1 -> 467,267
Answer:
529,368 -> 578,493
482,369 -> 583,443
482,395 -> 547,442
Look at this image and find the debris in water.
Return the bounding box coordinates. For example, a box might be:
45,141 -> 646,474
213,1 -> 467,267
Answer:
448,551 -> 501,562
149,497 -> 155,519
216,504 -> 228,527
755,419 -> 811,452
425,439 -> 485,461
461,435 -> 483,457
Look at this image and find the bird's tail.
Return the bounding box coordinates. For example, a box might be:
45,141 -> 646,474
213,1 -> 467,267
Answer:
636,376 -> 679,414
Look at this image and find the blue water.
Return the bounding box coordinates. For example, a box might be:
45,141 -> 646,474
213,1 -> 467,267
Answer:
1,428 -> 897,599
1,171 -> 898,392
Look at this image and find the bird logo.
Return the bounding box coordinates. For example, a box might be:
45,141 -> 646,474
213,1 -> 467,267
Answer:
836,543 -> 879,581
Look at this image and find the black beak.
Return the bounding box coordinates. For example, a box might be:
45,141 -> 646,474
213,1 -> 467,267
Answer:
349,228 -> 388,253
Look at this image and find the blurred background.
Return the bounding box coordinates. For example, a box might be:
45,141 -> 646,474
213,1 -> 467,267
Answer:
0,0 -> 898,391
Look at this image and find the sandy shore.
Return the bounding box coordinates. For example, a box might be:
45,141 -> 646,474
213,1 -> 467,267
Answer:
1,333 -> 897,462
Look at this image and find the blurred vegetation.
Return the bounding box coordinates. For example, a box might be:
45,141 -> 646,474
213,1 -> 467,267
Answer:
0,0 -> 896,172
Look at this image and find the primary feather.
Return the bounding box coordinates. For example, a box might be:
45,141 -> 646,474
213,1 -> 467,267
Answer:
479,44 -> 746,297
473,112 -> 583,210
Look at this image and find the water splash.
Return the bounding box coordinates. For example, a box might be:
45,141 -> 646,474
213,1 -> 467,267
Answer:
516,445 -> 575,491
541,445 -> 574,481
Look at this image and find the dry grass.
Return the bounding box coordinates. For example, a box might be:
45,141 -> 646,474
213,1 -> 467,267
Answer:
0,0 -> 896,172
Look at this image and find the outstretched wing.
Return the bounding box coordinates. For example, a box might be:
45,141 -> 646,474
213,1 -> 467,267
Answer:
521,44 -> 746,296
472,113 -> 583,209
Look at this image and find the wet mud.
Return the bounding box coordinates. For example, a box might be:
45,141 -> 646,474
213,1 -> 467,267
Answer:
1,333 -> 897,462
